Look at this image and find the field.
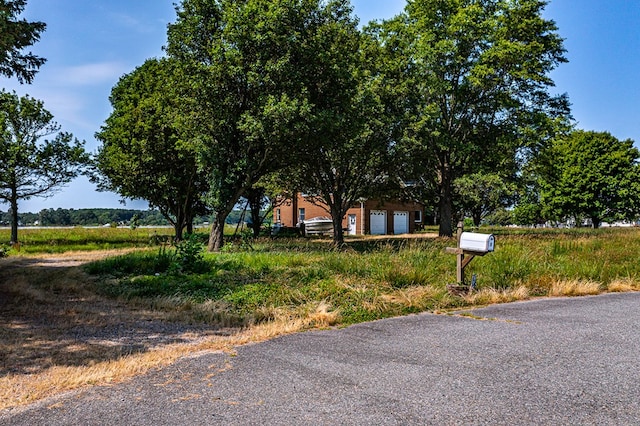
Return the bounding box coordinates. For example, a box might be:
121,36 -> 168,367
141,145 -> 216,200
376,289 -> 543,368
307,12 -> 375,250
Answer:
1,226 -> 640,409
0,226 -> 181,253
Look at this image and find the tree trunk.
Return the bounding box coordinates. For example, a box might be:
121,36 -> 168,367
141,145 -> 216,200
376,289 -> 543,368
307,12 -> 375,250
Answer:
472,209 -> 482,227
438,178 -> 454,237
208,216 -> 225,252
208,205 -> 235,252
438,197 -> 453,237
10,197 -> 19,245
331,212 -> 345,247
436,154 -> 455,237
591,216 -> 601,229
328,194 -> 346,248
248,192 -> 263,238
174,223 -> 184,241
207,184 -> 245,252
174,210 -> 185,241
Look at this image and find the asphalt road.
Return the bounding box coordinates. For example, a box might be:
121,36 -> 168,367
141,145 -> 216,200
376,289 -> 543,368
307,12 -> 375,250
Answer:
3,292 -> 640,425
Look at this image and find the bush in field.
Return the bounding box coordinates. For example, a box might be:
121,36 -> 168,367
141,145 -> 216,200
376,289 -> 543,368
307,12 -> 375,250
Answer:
84,239 -> 209,278
170,234 -> 209,274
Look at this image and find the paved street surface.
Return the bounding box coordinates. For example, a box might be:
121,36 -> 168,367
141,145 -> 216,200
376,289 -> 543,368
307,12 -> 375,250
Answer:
3,293 -> 640,425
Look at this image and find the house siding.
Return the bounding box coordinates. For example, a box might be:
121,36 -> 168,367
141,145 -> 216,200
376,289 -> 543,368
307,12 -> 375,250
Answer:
278,193 -> 424,235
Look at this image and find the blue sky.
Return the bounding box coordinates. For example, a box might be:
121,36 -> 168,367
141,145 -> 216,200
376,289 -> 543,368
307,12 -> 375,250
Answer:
1,0 -> 637,213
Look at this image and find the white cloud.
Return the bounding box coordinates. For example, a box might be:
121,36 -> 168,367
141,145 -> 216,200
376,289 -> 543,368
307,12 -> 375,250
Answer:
57,62 -> 128,86
2,81 -> 109,147
109,12 -> 154,33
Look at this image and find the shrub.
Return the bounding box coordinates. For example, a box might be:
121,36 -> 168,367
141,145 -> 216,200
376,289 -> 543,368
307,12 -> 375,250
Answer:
170,234 -> 209,274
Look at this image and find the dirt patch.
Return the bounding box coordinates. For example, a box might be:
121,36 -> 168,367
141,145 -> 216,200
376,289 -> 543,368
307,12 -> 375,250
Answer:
0,251 -> 237,409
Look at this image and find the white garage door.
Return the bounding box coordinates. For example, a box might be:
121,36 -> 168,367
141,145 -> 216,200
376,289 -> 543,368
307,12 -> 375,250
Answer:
369,210 -> 387,235
393,211 -> 409,234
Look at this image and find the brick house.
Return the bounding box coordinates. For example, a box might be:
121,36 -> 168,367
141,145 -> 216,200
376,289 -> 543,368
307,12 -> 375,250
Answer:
276,193 -> 424,235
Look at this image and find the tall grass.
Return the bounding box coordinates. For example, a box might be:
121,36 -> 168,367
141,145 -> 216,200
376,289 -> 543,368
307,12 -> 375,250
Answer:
470,229 -> 640,294
84,229 -> 640,328
9,226 -> 640,328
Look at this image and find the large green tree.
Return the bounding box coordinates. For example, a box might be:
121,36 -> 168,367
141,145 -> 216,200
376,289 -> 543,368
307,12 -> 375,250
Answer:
375,0 -> 569,236
166,0 -> 362,251
279,2 -> 404,246
0,90 -> 88,244
0,0 -> 46,83
539,130 -> 640,228
94,58 -> 209,240
454,172 -> 512,226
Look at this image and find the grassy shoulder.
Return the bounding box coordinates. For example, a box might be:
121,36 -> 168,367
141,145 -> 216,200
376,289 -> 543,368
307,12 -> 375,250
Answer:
85,227 -> 640,328
2,226 -> 640,411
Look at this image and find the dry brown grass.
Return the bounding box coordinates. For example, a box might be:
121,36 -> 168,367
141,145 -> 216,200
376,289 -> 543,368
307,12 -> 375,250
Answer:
607,278 -> 640,293
548,279 -> 602,296
464,285 -> 531,305
0,252 -> 343,411
0,252 -> 219,410
379,285 -> 444,309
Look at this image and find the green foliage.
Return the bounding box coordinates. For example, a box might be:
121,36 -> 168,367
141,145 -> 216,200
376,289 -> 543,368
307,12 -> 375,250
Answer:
220,228 -> 255,253
374,0 -> 570,236
83,249 -> 173,277
94,58 -> 209,240
170,233 -> 208,274
538,130 -> 640,227
484,209 -> 513,227
0,0 -> 46,83
0,90 -> 89,244
83,237 -> 209,279
166,0 -> 322,250
455,173 -> 513,226
277,1 -> 403,246
166,0 -> 385,250
129,214 -> 139,230
511,201 -> 544,227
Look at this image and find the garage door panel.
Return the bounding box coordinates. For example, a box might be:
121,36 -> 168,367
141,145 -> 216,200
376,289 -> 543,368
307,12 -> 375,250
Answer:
370,210 -> 386,235
393,211 -> 409,234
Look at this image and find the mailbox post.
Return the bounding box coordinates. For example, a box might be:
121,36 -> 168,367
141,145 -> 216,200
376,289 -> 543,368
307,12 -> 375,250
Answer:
445,222 -> 495,291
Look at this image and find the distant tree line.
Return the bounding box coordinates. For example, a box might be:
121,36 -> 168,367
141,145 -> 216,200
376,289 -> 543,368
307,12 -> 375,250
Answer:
0,208 -> 252,227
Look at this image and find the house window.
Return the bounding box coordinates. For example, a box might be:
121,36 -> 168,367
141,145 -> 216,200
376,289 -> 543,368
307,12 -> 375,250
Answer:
276,209 -> 281,223
415,210 -> 422,222
298,208 -> 306,222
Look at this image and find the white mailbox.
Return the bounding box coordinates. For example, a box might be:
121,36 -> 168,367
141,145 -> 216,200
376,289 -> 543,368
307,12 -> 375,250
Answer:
459,232 -> 495,253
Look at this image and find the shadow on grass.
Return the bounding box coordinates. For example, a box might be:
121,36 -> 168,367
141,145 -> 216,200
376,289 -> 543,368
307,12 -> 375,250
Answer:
0,257 -> 225,377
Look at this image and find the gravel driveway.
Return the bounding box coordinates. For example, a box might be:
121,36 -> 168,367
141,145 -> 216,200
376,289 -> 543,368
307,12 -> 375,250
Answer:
3,292 -> 640,425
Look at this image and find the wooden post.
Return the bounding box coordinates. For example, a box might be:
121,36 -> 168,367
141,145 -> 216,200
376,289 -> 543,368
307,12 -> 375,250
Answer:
445,224 -> 494,294
456,221 -> 464,283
